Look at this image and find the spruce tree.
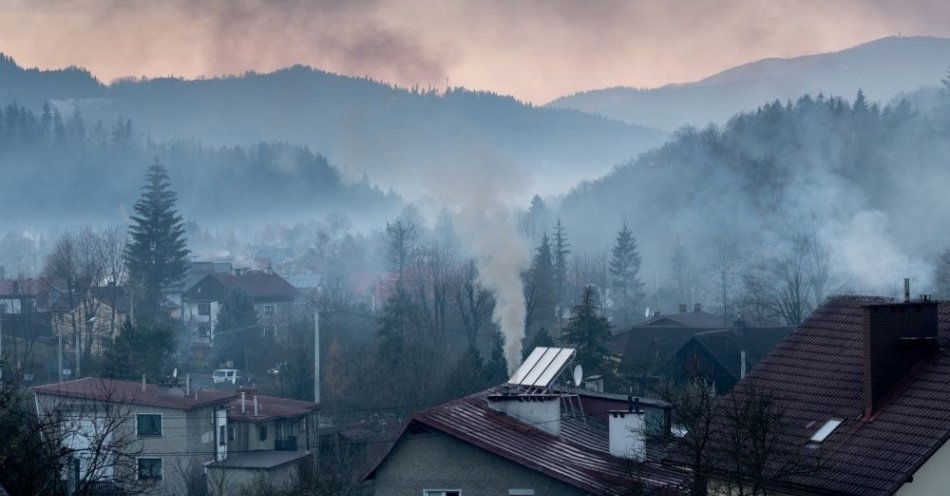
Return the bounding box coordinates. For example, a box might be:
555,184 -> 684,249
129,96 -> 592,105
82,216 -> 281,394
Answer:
125,159 -> 189,321
561,285 -> 612,376
609,221 -> 644,328
551,218 -> 571,319
523,235 -> 556,342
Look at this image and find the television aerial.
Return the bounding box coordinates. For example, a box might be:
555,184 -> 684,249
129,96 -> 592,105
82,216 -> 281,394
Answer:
573,364 -> 584,387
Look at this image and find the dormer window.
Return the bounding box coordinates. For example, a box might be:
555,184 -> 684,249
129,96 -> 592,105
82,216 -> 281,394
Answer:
807,419 -> 842,446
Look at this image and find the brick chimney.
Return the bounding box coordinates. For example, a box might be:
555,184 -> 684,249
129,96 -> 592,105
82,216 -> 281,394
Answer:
863,282 -> 939,418
487,392 -> 561,436
678,304 -> 687,313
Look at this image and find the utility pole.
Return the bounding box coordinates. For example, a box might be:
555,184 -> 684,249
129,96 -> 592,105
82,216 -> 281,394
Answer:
314,307 -> 320,404
0,314 -> 4,381
58,330 -> 63,383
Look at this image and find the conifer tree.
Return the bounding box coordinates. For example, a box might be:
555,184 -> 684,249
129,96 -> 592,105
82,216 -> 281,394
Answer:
609,221 -> 644,328
551,218 -> 571,318
125,159 -> 189,322
213,289 -> 264,370
561,285 -> 612,376
523,235 -> 556,342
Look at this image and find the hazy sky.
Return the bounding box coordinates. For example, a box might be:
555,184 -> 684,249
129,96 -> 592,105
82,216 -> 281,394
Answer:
2,0 -> 949,103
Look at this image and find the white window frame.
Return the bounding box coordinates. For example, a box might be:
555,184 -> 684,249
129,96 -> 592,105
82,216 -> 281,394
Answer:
423,491 -> 461,496
136,413 -> 163,437
136,457 -> 163,481
197,302 -> 211,316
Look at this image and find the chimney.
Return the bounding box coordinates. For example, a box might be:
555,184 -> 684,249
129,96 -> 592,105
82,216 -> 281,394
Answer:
863,285 -> 938,418
609,396 -> 647,462
253,395 -> 260,416
185,374 -> 191,396
487,392 -> 561,437
678,304 -> 687,313
694,303 -> 702,313
241,392 -> 246,414
141,374 -> 146,391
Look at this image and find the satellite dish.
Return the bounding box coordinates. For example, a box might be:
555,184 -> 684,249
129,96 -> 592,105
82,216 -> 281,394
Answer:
573,364 -> 584,387
644,306 -> 652,318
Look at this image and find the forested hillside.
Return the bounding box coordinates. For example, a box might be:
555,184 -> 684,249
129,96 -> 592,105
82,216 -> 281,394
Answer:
0,56 -> 665,197
556,84 -> 950,313
0,103 -> 399,227
549,36 -> 950,131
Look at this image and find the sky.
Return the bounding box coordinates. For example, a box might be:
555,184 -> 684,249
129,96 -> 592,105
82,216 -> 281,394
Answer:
2,0 -> 950,104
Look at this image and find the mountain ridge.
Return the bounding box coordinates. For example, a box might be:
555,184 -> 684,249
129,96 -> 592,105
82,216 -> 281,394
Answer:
547,36 -> 950,131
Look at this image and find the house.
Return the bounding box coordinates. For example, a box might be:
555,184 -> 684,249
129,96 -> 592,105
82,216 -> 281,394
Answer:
164,261 -> 234,313
365,347 -> 687,495
51,284 -> 133,357
205,392 -> 319,494
33,377 -> 235,495
668,319 -> 792,393
181,269 -> 298,343
610,303 -> 727,389
0,277 -> 56,314
689,293 -> 950,495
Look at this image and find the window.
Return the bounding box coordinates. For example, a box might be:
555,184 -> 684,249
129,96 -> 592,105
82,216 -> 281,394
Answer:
264,304 -> 276,316
137,458 -> 162,481
197,303 -> 211,316
423,491 -> 460,496
259,424 -> 268,441
261,324 -> 276,337
809,419 -> 843,445
228,425 -> 235,441
136,414 -> 162,436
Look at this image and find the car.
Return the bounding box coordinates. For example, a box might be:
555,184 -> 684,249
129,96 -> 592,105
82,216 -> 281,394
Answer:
212,368 -> 241,384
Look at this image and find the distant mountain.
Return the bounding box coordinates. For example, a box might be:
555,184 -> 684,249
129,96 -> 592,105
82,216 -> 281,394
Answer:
548,36 -> 950,131
0,57 -> 666,198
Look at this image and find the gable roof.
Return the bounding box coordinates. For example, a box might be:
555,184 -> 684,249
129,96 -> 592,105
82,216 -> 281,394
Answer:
227,394 -> 319,422
613,326 -> 714,375
90,285 -> 132,313
183,271 -> 298,302
365,388 -> 687,495
685,326 -> 793,382
34,377 -> 235,410
693,296 -> 950,496
635,309 -> 726,329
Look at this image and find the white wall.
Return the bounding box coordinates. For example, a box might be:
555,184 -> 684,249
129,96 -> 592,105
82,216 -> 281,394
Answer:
896,440 -> 950,496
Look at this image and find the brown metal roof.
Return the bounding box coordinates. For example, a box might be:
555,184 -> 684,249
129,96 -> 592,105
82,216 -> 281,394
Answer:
227,394 -> 319,422
33,377 -> 235,410
693,296 -> 950,495
366,388 -> 687,495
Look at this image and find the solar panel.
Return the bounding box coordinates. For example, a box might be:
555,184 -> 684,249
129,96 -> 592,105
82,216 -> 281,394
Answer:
508,346 -> 576,389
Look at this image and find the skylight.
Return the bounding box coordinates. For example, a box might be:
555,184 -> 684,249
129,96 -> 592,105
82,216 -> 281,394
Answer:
809,419 -> 843,443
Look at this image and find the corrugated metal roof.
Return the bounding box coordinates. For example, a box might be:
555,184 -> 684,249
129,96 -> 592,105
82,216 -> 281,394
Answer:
689,296 -> 950,495
366,388 -> 687,495
34,377 -> 235,410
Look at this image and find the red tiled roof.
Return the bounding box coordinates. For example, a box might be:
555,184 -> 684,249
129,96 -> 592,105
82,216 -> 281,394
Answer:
227,394 -> 319,422
366,388 -> 687,495
34,378 -> 235,410
695,296 -> 950,495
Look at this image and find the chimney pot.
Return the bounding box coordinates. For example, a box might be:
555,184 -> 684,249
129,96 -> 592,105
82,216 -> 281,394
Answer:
609,408 -> 646,462
141,374 -> 146,391
241,392 -> 246,414
253,395 -> 259,416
